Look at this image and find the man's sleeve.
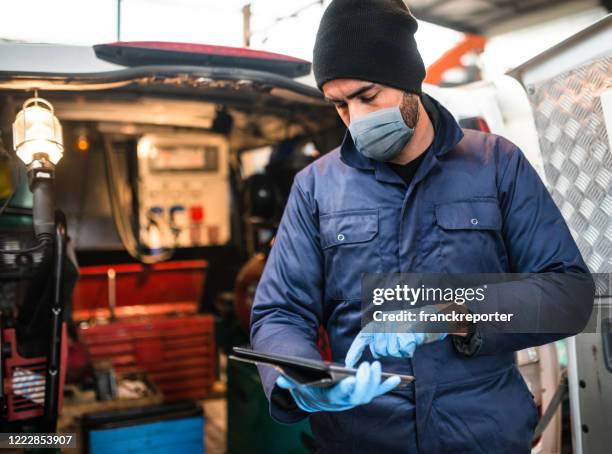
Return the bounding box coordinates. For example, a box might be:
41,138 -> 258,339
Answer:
250,178 -> 324,423
462,138 -> 594,356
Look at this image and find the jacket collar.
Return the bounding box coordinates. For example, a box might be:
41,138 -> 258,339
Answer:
339,94 -> 464,172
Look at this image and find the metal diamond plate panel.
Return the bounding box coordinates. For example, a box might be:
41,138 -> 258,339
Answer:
527,57 -> 612,274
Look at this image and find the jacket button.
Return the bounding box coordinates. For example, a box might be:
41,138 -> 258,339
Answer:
470,218 -> 479,225
337,233 -> 345,241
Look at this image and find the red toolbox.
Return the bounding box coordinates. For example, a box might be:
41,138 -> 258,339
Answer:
72,260 -> 207,318
72,260 -> 216,401
79,315 -> 216,402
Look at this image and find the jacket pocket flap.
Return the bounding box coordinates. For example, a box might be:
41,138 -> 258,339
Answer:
320,210 -> 378,249
435,200 -> 501,230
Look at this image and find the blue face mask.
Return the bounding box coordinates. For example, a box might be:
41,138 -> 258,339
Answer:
348,106 -> 415,162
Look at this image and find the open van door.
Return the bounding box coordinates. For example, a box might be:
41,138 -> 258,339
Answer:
418,8 -> 611,453
508,15 -> 612,454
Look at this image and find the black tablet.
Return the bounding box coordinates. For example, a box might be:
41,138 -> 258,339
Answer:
230,346 -> 414,387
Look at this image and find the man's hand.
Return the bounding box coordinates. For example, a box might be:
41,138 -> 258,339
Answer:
275,361 -> 400,413
343,303 -> 477,367
345,331 -> 447,368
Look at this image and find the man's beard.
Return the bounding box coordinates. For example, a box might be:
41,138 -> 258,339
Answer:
399,92 -> 420,129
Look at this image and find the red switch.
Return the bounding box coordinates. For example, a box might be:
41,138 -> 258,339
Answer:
190,205 -> 204,222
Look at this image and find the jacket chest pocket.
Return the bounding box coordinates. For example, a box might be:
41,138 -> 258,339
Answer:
320,209 -> 381,300
434,200 -> 508,272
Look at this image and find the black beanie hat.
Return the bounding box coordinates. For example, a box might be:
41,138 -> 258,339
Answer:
313,0 -> 425,95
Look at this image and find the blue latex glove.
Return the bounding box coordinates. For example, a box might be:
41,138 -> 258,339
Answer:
275,361 -> 400,413
345,331 -> 447,368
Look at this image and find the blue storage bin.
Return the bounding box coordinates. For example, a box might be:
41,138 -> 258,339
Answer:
83,401 -> 204,454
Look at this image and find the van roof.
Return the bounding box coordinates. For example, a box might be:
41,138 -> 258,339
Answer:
0,42 -> 323,102
0,41 -> 311,77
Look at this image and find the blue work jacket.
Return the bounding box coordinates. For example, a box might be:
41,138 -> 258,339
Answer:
250,95 -> 592,453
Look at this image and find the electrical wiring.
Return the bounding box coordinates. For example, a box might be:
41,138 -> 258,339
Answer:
102,135 -> 174,264
0,237 -> 50,254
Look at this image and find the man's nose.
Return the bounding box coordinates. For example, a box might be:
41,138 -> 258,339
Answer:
347,103 -> 372,125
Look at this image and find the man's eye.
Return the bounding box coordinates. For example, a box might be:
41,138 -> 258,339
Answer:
361,94 -> 377,103
335,102 -> 347,109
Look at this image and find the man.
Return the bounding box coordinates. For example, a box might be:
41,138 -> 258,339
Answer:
250,0 -> 593,452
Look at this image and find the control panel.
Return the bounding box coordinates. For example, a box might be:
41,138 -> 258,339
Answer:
137,133 -> 230,249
